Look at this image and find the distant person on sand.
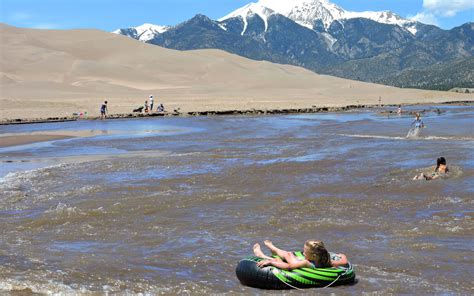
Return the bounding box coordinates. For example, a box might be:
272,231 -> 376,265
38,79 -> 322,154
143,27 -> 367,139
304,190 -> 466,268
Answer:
253,240 -> 348,270
157,103 -> 165,113
100,101 -> 108,120
144,100 -> 149,114
149,95 -> 154,112
413,157 -> 449,180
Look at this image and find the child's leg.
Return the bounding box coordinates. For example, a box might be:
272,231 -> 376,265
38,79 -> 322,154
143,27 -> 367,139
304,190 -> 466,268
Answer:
264,240 -> 299,264
253,243 -> 274,260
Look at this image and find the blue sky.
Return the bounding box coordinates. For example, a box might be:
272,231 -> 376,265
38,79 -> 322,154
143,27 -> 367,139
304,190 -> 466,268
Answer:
0,0 -> 472,31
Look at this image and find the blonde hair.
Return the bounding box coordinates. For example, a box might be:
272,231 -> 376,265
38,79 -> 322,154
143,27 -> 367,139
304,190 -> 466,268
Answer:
305,240 -> 331,268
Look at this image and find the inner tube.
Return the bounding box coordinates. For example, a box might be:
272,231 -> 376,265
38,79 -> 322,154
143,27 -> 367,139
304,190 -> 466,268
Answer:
236,252 -> 355,289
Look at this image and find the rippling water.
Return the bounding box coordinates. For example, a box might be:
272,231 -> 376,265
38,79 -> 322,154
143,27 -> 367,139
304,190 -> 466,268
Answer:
1,106 -> 473,294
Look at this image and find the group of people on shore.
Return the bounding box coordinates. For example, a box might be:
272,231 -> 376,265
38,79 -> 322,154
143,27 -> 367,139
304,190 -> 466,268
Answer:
99,95 -> 166,120
144,95 -> 165,114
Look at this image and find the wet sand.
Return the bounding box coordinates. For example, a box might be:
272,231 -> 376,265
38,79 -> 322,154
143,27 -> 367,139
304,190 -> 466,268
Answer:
0,128 -> 191,148
0,130 -> 131,148
0,135 -> 73,148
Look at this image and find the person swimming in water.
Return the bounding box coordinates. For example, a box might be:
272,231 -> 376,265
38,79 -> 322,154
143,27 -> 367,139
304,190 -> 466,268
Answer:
253,240 -> 348,270
413,157 -> 449,180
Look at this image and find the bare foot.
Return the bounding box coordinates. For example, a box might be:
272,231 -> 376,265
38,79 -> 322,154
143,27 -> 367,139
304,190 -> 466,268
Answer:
264,240 -> 277,254
413,173 -> 424,180
253,243 -> 266,258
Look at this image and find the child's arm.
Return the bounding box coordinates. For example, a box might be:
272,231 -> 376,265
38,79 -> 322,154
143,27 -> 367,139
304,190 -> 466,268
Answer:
257,259 -> 310,270
331,253 -> 348,266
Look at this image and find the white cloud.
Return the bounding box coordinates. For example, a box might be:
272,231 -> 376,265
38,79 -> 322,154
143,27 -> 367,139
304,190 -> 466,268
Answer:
410,0 -> 473,25
409,12 -> 439,26
423,0 -> 474,17
6,11 -> 60,30
30,23 -> 60,30
10,12 -> 31,21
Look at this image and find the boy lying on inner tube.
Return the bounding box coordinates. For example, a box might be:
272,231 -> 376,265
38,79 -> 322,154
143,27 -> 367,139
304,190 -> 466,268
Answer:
253,240 -> 348,270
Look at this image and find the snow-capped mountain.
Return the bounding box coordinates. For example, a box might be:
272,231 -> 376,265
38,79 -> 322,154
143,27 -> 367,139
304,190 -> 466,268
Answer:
112,0 -> 473,90
220,0 -> 419,35
113,23 -> 170,42
220,0 -> 344,31
114,0 -> 419,42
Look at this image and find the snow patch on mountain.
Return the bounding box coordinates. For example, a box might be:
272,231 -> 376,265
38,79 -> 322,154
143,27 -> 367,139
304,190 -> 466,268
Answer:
321,32 -> 337,48
345,10 -> 419,34
112,23 -> 170,42
219,3 -> 275,35
275,0 -> 345,30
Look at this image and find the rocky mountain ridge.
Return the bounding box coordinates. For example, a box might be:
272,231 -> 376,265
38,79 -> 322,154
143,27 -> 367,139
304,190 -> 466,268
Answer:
114,0 -> 474,90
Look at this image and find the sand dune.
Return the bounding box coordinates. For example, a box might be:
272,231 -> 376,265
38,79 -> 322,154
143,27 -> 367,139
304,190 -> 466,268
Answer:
0,23 -> 472,120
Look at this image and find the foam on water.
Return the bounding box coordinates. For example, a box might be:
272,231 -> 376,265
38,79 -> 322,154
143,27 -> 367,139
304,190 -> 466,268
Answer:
0,278 -> 215,295
45,202 -> 78,215
0,279 -> 79,295
0,163 -> 63,192
406,127 -> 422,138
339,134 -> 474,141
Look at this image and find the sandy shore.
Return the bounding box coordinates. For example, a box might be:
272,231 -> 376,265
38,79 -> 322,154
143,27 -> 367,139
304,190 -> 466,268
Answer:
1,101 -> 472,126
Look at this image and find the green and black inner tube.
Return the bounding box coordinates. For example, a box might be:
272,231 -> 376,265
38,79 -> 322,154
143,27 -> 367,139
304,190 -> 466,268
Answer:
235,252 -> 355,289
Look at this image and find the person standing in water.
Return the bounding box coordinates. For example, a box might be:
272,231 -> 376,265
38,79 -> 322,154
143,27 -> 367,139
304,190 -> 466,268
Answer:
100,101 -> 108,120
411,113 -> 424,128
407,112 -> 424,137
397,105 -> 402,115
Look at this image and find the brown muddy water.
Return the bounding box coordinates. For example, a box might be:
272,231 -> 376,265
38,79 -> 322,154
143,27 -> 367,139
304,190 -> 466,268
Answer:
0,106 -> 473,295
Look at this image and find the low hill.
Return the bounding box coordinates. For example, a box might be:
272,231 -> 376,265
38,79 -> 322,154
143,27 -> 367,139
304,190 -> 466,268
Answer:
376,58 -> 474,91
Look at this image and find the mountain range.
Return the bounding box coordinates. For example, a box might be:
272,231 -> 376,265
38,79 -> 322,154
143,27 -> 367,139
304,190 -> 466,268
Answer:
114,0 -> 474,90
